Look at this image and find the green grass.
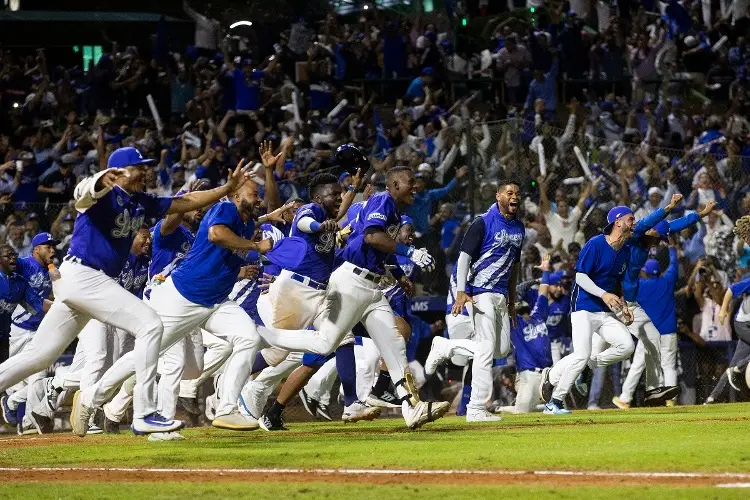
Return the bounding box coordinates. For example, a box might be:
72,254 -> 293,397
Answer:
1,483 -> 749,500
3,403 -> 750,472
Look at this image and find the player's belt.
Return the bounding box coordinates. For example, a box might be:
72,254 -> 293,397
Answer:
63,254 -> 102,272
351,266 -> 381,283
290,273 -> 327,291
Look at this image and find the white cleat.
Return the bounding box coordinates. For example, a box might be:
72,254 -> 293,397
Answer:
402,400 -> 450,430
204,394 -> 217,422
466,408 -> 502,422
132,413 -> 184,435
424,336 -> 452,376
212,408 -> 260,431
341,401 -> 381,423
147,432 -> 185,441
70,391 -> 94,437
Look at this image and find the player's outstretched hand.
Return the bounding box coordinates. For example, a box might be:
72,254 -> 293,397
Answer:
260,140 -> 283,168
264,200 -> 297,223
602,292 -> 624,313
409,247 -> 435,272
101,168 -> 128,189
665,193 -> 683,212
256,238 -> 273,254
225,159 -> 250,192
535,254 -> 552,272
452,291 -> 475,316
319,219 -> 340,232
698,200 -> 717,217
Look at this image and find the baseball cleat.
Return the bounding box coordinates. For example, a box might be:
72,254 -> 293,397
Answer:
644,386 -> 680,406
466,408 -> 502,422
726,368 -> 744,391
17,420 -> 36,436
178,397 -> 201,416
543,400 -> 571,415
315,403 -> 332,421
612,396 -> 630,409
298,389 -> 319,418
403,400 -> 450,430
573,373 -> 589,397
103,416 -> 120,434
1,394 -> 17,425
365,393 -> 401,409
258,414 -> 288,432
212,409 -> 260,431
148,432 -> 185,441
342,401 -> 381,423
88,409 -> 103,435
204,394 -> 217,422
132,413 -> 184,435
29,411 -> 54,434
70,390 -> 94,437
424,336 -> 451,376
539,367 -> 553,402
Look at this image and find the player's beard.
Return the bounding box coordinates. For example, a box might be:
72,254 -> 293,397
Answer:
239,200 -> 260,220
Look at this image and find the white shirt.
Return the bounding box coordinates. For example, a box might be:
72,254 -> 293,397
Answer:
545,207 -> 582,248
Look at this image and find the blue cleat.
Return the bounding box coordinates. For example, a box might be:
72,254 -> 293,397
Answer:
543,400 -> 572,415
1,394 -> 18,426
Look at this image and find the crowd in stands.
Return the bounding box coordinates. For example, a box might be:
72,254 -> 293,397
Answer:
1,0 -> 749,409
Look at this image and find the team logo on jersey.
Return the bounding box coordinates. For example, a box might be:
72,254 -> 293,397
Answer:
523,322 -> 549,342
112,210 -> 146,239
315,232 -> 335,253
386,224 -> 399,239
493,229 -> 524,247
27,271 -> 49,289
0,300 -> 14,314
116,195 -> 125,207
368,212 -> 387,221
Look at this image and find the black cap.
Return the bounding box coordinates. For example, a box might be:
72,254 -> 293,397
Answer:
334,144 -> 369,176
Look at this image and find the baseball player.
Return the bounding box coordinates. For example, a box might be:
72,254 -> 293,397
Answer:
75,176 -> 273,435
423,180 -> 525,422
545,272 -> 571,364
539,199 -> 675,414
260,164 -> 450,429
509,255 -> 554,413
1,235 -> 55,432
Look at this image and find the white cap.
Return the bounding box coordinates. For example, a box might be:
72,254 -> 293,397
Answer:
684,36 -> 698,48
648,186 -> 661,197
417,163 -> 433,174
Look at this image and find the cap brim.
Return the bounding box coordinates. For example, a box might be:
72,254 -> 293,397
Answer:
603,222 -> 614,235
35,239 -> 59,247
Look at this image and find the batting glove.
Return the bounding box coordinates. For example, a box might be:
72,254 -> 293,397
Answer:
409,247 -> 435,272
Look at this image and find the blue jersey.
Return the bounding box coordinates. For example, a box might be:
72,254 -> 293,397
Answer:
68,186 -> 172,277
512,294 -> 552,371
149,221 -> 195,280
259,223 -> 285,277
287,203 -> 336,283
463,204 -> 525,297
339,192 -> 402,275
384,254 -> 418,321
572,235 -> 631,313
172,201 -> 255,307
621,208 -> 668,302
545,295 -> 570,341
11,257 -> 51,332
638,247 -> 679,335
345,201 -> 366,227
118,253 -> 150,299
729,276 -> 750,322
0,272 -> 34,339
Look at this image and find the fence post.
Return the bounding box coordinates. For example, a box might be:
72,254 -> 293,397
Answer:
513,116 -> 521,179
466,118 -> 475,218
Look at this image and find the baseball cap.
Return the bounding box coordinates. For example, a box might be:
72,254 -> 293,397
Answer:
32,232 -> 59,248
653,220 -> 670,240
421,67 -> 434,76
643,259 -> 660,276
400,215 -> 414,226
338,172 -> 352,183
417,163 -> 433,174
107,147 -> 156,169
603,206 -> 633,235
548,271 -> 564,286
648,186 -> 662,197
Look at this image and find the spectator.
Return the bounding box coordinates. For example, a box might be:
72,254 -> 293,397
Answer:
405,165 -> 467,237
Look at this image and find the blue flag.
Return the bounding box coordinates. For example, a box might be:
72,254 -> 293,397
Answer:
373,106 -> 391,155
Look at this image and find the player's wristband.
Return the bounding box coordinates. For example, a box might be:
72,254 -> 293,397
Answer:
395,243 -> 413,257
309,220 -> 321,232
541,271 -> 550,285
346,185 -> 356,192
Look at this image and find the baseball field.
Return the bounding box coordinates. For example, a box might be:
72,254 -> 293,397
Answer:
2,403 -> 750,499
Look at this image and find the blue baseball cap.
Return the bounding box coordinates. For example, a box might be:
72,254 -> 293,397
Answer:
32,232 -> 59,248
338,172 -> 352,183
643,259 -> 660,276
653,220 -> 670,240
108,147 -> 156,169
548,271 -> 564,286
604,206 -> 633,235
400,215 -> 414,227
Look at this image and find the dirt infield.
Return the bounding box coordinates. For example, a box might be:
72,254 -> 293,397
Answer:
3,467 -> 749,488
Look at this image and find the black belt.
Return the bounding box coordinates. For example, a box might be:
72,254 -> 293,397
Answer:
352,266 -> 380,283
63,254 -> 102,272
290,273 -> 327,291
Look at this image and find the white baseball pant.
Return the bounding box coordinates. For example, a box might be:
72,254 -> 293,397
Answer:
156,329 -> 204,420
239,352 -> 303,417
0,260 -> 163,406
549,310 -> 634,401
5,326 -> 45,410
259,262 -> 412,406
550,339 -> 568,364
514,369 -> 543,413
626,303 -> 663,388
445,313 -> 474,366
354,337 -> 380,401
179,330 -> 233,399
305,356 -> 339,406
660,333 -> 678,387
619,325 -> 672,404
84,276 -> 261,419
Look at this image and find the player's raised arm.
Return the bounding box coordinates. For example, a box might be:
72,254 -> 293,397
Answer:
166,160 -> 251,215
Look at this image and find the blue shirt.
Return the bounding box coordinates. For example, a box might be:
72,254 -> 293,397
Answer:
621,208 -> 668,302
440,217 -> 460,251
404,179 -> 457,235
339,192 -> 402,275
0,271 -> 33,339
406,77 -> 425,99
345,201 -> 366,227
638,247 -> 679,335
172,201 -> 255,307
512,294 -> 553,371
286,203 -> 336,283
233,68 -> 264,111
463,204 -> 525,297
524,59 -> 558,111
68,186 -> 172,278
546,294 -> 570,341
11,257 -> 51,332
149,221 -> 195,280
572,235 -> 630,313
118,253 -> 150,299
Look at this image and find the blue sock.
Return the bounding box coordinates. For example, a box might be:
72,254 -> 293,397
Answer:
251,352 -> 268,375
335,343 -> 358,407
457,385 -> 471,416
